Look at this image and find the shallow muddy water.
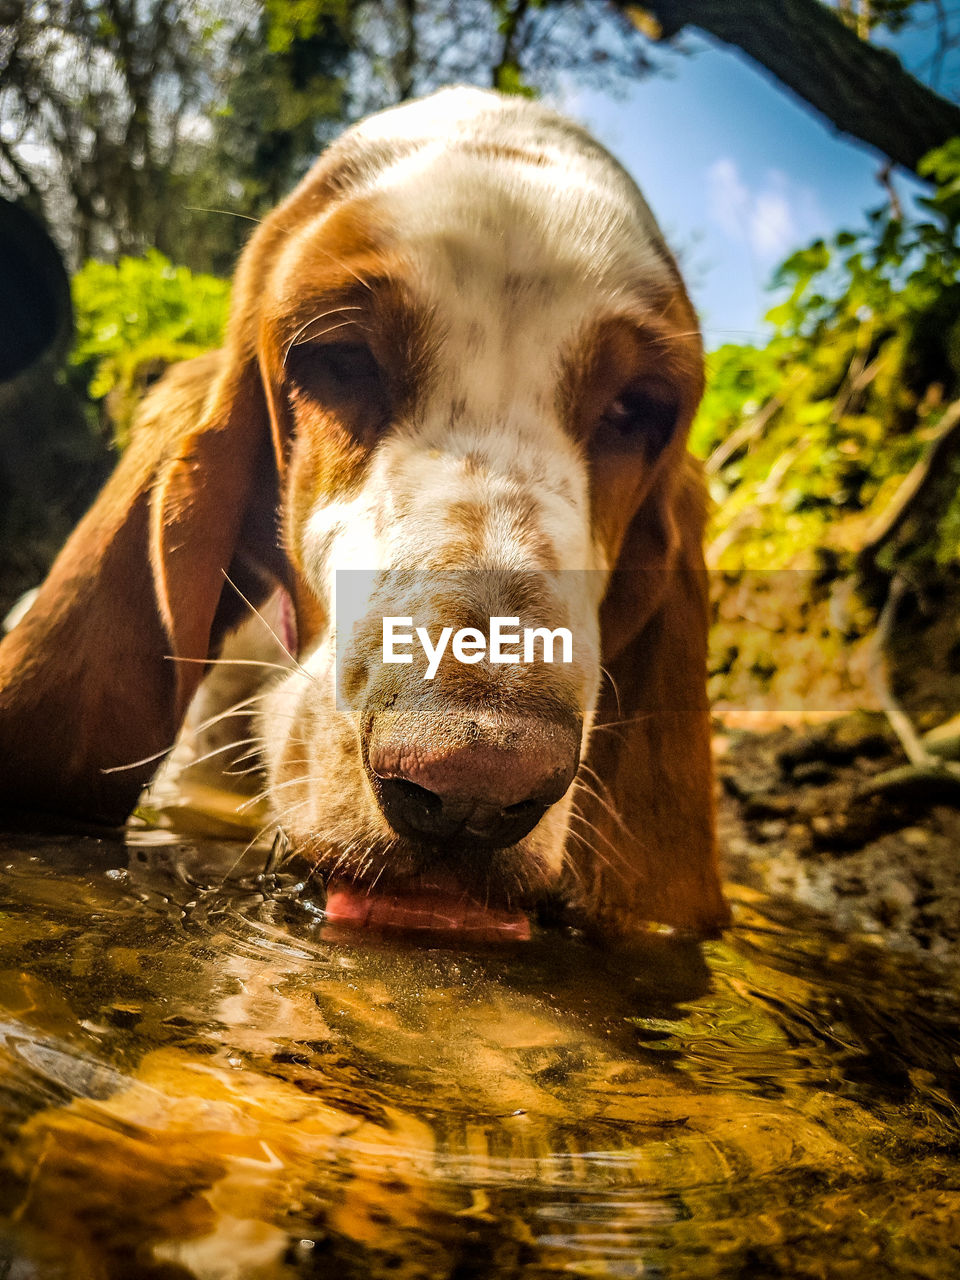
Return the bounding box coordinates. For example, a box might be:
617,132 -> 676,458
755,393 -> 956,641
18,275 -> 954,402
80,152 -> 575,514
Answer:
0,826 -> 958,1279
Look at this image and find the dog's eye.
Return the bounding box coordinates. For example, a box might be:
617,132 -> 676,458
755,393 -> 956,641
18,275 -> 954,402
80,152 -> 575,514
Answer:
286,341 -> 390,438
287,341 -> 383,397
599,383 -> 678,455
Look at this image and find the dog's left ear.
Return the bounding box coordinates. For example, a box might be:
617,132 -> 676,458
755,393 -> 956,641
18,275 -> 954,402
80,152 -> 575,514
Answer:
151,357 -> 282,718
568,455 -> 730,938
0,349 -> 280,824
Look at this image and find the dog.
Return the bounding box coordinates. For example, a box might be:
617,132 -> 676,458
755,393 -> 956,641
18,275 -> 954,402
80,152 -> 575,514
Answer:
0,88 -> 728,939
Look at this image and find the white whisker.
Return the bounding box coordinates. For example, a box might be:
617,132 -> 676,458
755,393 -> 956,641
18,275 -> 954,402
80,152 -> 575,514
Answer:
221,571 -> 311,678
165,655 -> 297,674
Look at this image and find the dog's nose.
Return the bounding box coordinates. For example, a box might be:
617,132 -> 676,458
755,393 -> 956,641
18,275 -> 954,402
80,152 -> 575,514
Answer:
368,724 -> 579,849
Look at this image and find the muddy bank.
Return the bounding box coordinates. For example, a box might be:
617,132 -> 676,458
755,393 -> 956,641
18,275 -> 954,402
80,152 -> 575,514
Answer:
717,713 -> 960,971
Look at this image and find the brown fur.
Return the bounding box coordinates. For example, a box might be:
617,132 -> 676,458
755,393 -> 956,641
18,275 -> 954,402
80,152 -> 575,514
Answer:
0,100 -> 727,936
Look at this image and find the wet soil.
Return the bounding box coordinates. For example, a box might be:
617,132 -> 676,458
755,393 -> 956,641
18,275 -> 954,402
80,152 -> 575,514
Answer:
717,713 -> 960,971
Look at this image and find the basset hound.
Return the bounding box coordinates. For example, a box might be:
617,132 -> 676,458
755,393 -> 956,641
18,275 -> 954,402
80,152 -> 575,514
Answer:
0,88 -> 728,940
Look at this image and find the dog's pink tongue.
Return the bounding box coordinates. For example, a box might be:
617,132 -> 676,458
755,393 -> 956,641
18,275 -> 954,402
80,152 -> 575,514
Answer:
323,880 -> 531,941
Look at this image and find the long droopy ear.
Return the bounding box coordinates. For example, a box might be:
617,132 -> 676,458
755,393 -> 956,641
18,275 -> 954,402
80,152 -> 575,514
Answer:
0,348 -> 278,824
0,134 -> 368,826
568,455 -> 729,937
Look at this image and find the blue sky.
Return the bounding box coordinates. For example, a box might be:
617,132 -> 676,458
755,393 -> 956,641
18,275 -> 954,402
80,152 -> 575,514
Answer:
564,26 -> 947,348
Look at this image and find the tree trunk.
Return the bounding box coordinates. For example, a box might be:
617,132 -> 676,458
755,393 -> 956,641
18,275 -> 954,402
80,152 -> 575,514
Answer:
623,0 -> 960,176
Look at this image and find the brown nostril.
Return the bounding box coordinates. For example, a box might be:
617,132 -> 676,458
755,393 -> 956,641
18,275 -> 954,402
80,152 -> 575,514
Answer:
366,720 -> 580,850
502,797 -> 542,817
373,772 -> 553,848
373,776 -> 458,842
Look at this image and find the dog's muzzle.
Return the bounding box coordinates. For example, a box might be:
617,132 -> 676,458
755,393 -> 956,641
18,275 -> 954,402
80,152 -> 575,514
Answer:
364,708 -> 581,851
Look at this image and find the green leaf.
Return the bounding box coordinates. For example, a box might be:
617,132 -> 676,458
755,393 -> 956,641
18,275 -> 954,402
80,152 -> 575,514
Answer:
70,252 -> 230,447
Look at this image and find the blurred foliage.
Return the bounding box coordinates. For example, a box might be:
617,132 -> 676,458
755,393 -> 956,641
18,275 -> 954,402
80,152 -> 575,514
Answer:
0,0 -> 355,272
70,251 -> 230,446
265,0 -> 353,52
0,0 -> 657,272
694,140 -> 960,716
694,139 -> 960,575
207,0 -> 352,239
834,0 -> 923,36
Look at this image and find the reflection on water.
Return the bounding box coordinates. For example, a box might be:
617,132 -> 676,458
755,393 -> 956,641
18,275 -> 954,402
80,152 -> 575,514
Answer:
0,826 -> 958,1279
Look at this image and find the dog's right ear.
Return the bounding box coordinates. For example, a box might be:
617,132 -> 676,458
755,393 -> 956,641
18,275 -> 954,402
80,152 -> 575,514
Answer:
0,144 -> 361,826
569,455 -> 729,939
0,349 -> 280,824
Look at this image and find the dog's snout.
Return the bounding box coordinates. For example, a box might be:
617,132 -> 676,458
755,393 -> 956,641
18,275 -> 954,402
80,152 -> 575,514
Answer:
367,719 -> 580,850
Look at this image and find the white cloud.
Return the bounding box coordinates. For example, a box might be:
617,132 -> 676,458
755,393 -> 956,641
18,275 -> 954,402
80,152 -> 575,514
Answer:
707,157 -> 750,240
750,188 -> 795,260
706,158 -> 821,264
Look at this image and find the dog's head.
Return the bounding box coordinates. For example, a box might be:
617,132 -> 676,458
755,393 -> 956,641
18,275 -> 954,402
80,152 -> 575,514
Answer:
144,90 -> 714,933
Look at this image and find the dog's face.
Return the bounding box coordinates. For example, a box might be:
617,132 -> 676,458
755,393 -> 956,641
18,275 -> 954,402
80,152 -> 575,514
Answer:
0,89 -> 723,935
243,92 -> 704,918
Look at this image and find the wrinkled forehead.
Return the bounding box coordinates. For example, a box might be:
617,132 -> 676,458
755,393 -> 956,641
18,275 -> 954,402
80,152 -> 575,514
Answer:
262,136 -> 695,371
343,87 -> 678,273
364,142 -> 677,297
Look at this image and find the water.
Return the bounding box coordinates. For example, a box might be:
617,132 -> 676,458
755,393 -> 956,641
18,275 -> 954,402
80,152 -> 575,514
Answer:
0,825 -> 958,1279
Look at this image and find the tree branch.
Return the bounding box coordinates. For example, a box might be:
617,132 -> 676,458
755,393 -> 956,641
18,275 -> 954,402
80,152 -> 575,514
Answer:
867,573 -> 937,767
394,0 -> 418,101
704,370 -> 806,476
618,0 -> 960,176
857,397 -> 960,579
493,0 -> 531,89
